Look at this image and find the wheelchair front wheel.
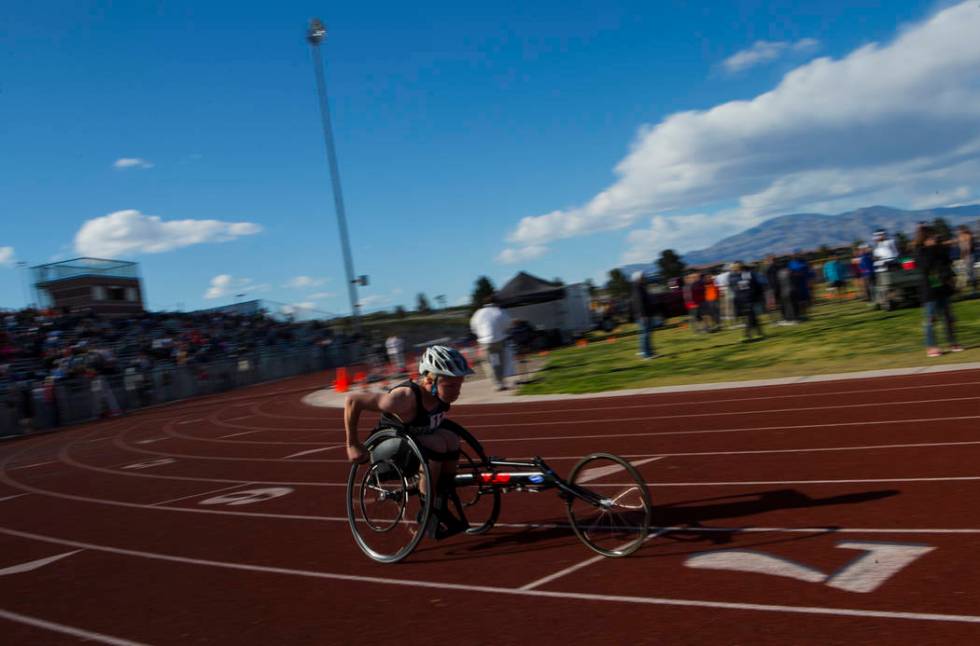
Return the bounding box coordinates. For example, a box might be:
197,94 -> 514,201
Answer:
565,452 -> 652,558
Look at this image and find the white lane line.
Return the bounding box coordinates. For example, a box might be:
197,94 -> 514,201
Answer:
113,419 -> 980,463
150,483 -> 255,507
481,415 -> 980,443
218,430 -> 263,439
78,437 -> 113,443
135,437 -> 169,445
651,476 -> 980,486
507,440 -> 980,462
453,380 -> 980,418
10,461 -> 58,470
462,396 -> 980,428
0,494 -> 27,503
0,607 -> 147,646
0,550 -> 82,576
2,525 -> 979,626
284,445 -> 343,459
177,418 -> 205,425
103,437 -> 980,465
520,531 -> 665,591
519,553 -> 606,591
14,448 -> 980,531
7,455 -> 980,535
575,457 -> 663,484
54,441 -> 980,489
624,439 -> 980,460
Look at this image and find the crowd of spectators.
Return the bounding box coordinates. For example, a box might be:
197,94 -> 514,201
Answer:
662,222 -> 978,351
1,307 -> 344,433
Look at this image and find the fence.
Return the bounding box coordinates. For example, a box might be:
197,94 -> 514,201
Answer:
0,343 -> 358,438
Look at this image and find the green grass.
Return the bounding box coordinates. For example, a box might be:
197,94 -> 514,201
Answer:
518,297 -> 980,394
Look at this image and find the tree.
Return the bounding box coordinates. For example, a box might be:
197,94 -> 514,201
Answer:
606,268 -> 630,301
416,293 -> 431,313
552,277 -> 565,286
657,249 -> 686,281
395,305 -> 406,319
470,276 -> 495,309
932,217 -> 952,240
584,278 -> 597,296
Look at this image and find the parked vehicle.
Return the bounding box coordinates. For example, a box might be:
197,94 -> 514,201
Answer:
874,258 -> 922,310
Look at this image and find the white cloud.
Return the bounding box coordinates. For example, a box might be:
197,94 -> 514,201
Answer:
0,246 -> 15,267
113,157 -> 154,169
495,244 -> 548,264
284,275 -> 328,289
308,291 -> 336,300
722,38 -> 820,73
204,274 -> 264,300
74,210 -> 262,257
622,210 -> 765,264
503,2 -> 980,258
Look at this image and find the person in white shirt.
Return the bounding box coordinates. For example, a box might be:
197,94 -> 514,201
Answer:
715,266 -> 735,326
469,296 -> 512,391
873,229 -> 899,264
384,334 -> 405,371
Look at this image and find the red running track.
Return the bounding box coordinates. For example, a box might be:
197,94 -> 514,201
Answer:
1,370 -> 980,644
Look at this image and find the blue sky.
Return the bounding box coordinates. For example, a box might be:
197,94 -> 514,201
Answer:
2,0 -> 977,315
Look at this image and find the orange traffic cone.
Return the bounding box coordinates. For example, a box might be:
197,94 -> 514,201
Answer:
334,367 -> 349,393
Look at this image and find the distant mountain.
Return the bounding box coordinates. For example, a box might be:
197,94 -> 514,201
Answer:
677,205 -> 980,266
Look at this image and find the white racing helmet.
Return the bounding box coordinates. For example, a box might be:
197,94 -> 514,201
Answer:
418,345 -> 474,378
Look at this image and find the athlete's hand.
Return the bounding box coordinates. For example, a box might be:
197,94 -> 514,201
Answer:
347,443 -> 369,464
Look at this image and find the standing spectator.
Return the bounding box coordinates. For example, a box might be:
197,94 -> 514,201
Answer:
856,244 -> 876,303
764,255 -> 782,321
873,229 -> 899,264
716,265 -> 735,327
917,225 -> 961,357
469,295 -> 513,390
788,251 -> 811,320
701,272 -> 720,332
682,273 -> 707,333
87,348 -> 121,417
732,262 -> 765,341
822,255 -> 845,301
777,261 -> 798,324
629,272 -> 657,359
957,225 -> 977,295
384,334 -> 406,372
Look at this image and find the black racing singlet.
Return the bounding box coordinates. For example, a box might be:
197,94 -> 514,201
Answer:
377,380 -> 450,435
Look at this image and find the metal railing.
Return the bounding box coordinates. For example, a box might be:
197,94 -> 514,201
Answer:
0,343 -> 361,438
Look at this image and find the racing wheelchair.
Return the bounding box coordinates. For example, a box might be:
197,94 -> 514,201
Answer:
346,422 -> 652,563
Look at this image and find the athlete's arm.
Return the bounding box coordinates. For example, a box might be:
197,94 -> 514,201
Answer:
344,387 -> 417,462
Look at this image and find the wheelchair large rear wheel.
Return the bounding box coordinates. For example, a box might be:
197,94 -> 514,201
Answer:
565,452 -> 652,557
346,429 -> 432,563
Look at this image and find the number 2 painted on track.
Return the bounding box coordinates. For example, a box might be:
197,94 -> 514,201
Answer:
685,541 -> 935,593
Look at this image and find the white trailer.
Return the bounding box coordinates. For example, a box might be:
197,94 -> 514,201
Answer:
503,283 -> 592,344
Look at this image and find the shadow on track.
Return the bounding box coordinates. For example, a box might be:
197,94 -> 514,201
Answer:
405,488 -> 899,563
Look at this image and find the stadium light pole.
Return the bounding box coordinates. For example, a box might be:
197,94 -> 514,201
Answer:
307,18 -> 362,332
